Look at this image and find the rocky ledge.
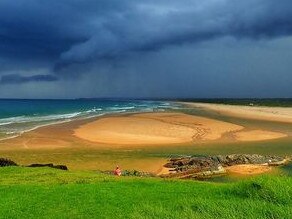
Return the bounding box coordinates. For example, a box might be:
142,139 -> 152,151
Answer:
162,154 -> 290,179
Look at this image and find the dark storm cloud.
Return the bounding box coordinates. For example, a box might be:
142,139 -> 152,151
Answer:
0,0 -> 292,96
0,0 -> 90,60
0,0 -> 292,69
56,0 -> 292,68
0,74 -> 58,84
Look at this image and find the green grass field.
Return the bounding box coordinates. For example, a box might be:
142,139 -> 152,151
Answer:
0,167 -> 291,219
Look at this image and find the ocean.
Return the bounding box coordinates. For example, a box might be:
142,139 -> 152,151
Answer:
0,99 -> 179,140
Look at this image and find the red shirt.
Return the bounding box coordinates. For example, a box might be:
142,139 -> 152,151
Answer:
114,168 -> 121,176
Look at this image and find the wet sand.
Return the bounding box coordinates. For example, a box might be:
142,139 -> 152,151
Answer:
234,130 -> 287,142
225,164 -> 272,175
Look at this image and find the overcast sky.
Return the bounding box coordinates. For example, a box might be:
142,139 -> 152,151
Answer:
0,0 -> 292,99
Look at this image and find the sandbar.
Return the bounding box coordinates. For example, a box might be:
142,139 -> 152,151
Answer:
74,112 -> 286,145
234,130 -> 287,142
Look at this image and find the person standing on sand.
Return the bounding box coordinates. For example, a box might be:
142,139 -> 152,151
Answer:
114,166 -> 122,176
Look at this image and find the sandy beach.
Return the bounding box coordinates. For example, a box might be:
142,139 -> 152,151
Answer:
185,102 -> 292,123
74,112 -> 286,145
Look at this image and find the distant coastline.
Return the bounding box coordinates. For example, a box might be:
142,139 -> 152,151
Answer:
183,102 -> 292,123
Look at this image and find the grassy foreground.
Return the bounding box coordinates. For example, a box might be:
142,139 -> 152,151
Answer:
0,167 -> 291,219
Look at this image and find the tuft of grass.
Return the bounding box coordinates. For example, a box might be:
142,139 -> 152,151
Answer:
231,176 -> 291,204
0,167 -> 291,218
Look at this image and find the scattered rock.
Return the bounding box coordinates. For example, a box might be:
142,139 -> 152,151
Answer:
102,170 -> 154,177
122,170 -> 154,177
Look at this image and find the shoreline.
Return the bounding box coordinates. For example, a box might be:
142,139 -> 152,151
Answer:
0,118 -> 83,142
0,111 -> 140,142
1,103 -> 290,148
2,101 -> 292,143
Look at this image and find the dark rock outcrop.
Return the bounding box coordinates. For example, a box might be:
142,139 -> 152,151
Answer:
27,163 -> 68,170
163,154 -> 290,179
0,158 -> 18,167
211,154 -> 286,166
163,156 -> 226,179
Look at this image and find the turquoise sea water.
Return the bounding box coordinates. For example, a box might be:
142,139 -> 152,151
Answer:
0,99 -> 179,140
